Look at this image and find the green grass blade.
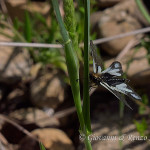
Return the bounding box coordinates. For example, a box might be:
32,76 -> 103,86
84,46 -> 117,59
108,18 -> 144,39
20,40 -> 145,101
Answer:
24,11 -> 32,42
135,0 -> 150,23
82,0 -> 91,134
39,142 -> 46,150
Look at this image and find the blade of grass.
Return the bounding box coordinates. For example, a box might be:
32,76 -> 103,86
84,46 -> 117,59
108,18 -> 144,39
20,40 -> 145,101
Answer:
135,0 -> 150,23
24,11 -> 32,42
82,0 -> 91,134
39,142 -> 46,150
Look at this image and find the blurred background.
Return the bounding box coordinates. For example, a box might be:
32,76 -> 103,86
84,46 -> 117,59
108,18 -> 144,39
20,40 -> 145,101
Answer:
0,0 -> 150,150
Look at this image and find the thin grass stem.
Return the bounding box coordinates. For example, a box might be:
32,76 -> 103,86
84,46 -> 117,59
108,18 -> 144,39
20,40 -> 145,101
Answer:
82,0 -> 91,134
135,0 -> 150,23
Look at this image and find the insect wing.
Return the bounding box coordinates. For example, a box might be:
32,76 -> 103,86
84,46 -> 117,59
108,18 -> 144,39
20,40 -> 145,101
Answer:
110,83 -> 142,101
102,61 -> 123,77
90,40 -> 103,74
100,82 -> 132,109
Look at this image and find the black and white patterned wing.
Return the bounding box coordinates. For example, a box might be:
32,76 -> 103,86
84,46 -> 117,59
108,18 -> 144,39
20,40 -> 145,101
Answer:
109,82 -> 142,101
100,82 -> 132,109
90,40 -> 103,74
102,61 -> 123,77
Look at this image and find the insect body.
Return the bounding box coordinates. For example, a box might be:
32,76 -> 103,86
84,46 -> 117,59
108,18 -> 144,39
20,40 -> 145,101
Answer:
90,40 -> 141,109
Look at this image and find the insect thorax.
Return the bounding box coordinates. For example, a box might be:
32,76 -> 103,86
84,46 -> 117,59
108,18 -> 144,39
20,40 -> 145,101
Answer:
89,73 -> 102,86
89,73 -> 126,87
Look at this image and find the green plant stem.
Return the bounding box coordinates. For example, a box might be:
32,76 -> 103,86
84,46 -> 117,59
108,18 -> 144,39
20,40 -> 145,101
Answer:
82,0 -> 91,134
85,136 -> 92,150
135,0 -> 150,24
51,0 -> 84,131
39,142 -> 46,150
24,11 -> 32,42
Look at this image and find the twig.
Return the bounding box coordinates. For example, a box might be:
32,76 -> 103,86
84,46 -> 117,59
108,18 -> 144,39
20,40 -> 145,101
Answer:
0,133 -> 13,150
0,141 -> 5,150
53,107 -> 76,118
93,27 -> 150,45
0,114 -> 38,141
132,99 -> 150,113
21,88 -> 97,125
54,87 -> 96,118
0,27 -> 150,48
0,133 -> 8,145
17,85 -> 150,125
116,36 -> 141,61
0,42 -> 62,49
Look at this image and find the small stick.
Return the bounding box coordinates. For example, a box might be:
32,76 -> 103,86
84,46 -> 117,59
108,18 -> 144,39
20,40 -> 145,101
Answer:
0,27 -> 150,48
116,38 -> 140,61
0,114 -> 38,141
0,132 -> 13,150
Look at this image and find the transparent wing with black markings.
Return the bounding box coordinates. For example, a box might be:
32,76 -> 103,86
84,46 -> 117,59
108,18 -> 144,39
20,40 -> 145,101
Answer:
102,61 -> 123,77
90,40 -> 103,74
109,82 -> 142,101
100,82 -> 133,109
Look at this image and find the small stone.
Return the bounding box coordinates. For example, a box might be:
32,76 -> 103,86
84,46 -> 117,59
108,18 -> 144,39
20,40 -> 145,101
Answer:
29,63 -> 42,79
7,89 -> 24,100
99,21 -> 139,55
30,70 -> 65,109
91,0 -> 144,56
18,128 -> 75,150
0,29 -> 32,84
9,108 -> 59,127
5,0 -> 50,22
95,0 -> 121,8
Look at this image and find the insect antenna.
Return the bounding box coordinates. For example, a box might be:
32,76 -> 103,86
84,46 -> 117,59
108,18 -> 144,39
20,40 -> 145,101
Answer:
90,40 -> 104,70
